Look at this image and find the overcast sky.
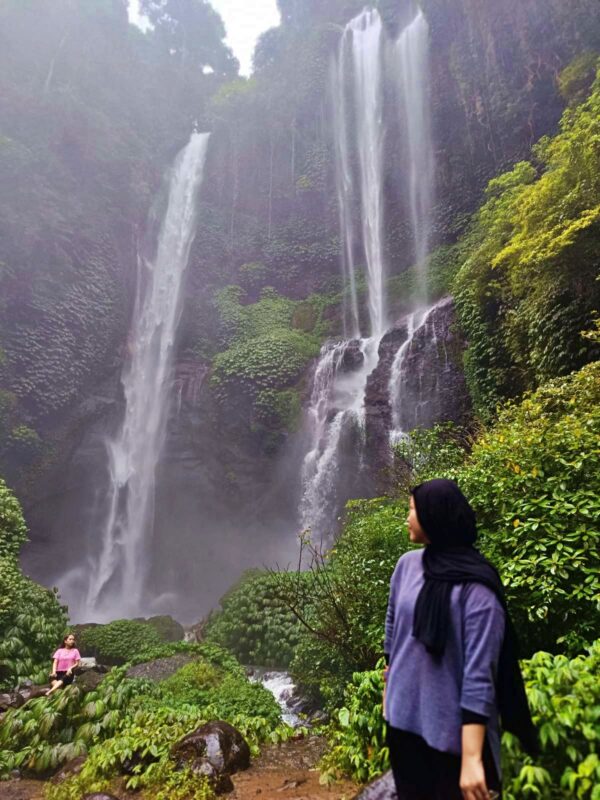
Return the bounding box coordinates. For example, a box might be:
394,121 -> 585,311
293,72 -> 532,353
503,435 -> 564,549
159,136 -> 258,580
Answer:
128,0 -> 281,76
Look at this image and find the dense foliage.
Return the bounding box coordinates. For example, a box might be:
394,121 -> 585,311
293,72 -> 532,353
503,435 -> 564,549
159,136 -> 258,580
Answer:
0,478 -> 66,690
280,500 -> 410,706
0,643 -> 291,797
205,571 -> 303,668
453,62 -> 600,416
458,362 -> 600,654
76,619 -> 163,665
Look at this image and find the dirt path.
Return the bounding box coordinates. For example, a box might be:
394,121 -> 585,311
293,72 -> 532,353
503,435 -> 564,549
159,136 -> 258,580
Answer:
0,736 -> 358,800
0,780 -> 44,800
231,735 -> 358,800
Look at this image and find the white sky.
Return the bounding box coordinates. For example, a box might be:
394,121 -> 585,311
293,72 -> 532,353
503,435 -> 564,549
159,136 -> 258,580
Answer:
128,0 -> 281,76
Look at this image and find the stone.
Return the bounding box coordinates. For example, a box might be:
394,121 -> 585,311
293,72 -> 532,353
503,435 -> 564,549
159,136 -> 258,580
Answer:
51,756 -> 87,784
171,720 -> 251,794
353,770 -> 397,800
339,340 -> 365,372
0,692 -> 22,711
75,667 -> 107,693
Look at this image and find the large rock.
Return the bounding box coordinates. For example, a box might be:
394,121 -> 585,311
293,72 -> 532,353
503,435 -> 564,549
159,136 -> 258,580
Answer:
171,721 -> 251,794
353,770 -> 397,800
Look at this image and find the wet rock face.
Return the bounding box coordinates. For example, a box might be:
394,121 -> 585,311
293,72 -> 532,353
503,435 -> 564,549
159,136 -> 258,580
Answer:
353,770 -> 397,800
340,340 -> 365,372
171,720 -> 251,794
391,298 -> 470,432
364,298 -> 470,492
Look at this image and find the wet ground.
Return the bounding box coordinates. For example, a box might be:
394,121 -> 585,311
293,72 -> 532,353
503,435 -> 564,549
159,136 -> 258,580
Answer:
231,736 -> 358,800
0,736 -> 358,800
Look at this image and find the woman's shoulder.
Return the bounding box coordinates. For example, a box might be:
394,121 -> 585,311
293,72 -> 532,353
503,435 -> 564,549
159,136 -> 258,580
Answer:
394,548 -> 423,573
462,581 -> 504,614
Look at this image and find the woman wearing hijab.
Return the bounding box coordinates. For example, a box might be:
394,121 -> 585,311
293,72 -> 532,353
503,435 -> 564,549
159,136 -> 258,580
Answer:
383,479 -> 537,800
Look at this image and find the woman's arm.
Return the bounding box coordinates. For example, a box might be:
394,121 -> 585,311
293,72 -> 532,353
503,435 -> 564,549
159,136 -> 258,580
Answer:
460,723 -> 489,800
50,658 -> 58,677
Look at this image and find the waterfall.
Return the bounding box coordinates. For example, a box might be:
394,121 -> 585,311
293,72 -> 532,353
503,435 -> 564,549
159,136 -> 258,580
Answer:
77,132 -> 210,620
300,9 -> 386,540
395,9 -> 434,301
299,6 -> 435,540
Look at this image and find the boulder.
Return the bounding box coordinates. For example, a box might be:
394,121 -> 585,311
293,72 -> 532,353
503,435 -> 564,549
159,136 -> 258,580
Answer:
75,666 -> 108,693
171,720 -> 251,794
51,756 -> 87,784
0,692 -> 23,711
353,770 -> 397,800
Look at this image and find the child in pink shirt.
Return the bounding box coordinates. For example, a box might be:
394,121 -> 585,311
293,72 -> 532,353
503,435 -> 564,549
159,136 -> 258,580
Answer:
46,633 -> 81,695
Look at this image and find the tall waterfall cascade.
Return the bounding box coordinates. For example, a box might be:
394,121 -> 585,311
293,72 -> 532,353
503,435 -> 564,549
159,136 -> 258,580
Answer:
299,7 -> 436,540
65,132 -> 210,621
395,8 -> 435,301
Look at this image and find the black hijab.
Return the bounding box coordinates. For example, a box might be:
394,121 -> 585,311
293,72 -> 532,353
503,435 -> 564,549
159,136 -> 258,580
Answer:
411,479 -> 538,756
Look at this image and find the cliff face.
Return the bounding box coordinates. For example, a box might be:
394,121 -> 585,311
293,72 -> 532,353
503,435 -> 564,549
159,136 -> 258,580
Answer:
423,0 -> 600,231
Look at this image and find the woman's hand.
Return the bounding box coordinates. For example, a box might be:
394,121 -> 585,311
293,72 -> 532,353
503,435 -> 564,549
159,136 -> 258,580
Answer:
460,754 -> 489,799
461,724 -> 489,800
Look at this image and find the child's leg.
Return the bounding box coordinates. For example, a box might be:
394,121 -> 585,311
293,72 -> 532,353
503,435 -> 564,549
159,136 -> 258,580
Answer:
45,679 -> 64,696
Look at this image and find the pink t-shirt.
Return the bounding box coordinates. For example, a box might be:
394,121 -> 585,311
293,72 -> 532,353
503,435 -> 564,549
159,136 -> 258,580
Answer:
53,647 -> 81,672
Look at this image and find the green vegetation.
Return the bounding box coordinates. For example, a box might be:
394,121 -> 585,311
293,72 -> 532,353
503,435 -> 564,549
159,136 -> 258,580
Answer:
459,362 -> 600,654
0,644 -> 291,797
77,619 -> 163,665
0,478 -> 66,690
205,571 -> 303,668
453,62 -> 600,417
210,286 -> 324,443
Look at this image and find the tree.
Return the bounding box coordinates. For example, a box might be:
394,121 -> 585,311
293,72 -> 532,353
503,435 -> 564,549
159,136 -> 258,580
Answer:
140,0 -> 238,75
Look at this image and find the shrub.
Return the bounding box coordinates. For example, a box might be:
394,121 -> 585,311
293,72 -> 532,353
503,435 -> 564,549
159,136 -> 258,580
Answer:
205,571 -> 303,668
458,363 -> 600,654
0,478 -> 66,690
77,619 -> 162,665
283,499 -> 410,706
0,475 -> 27,559
502,641 -> 600,800
320,662 -> 388,785
0,557 -> 67,690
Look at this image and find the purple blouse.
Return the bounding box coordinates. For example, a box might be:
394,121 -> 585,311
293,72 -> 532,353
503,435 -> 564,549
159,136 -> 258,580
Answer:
384,548 -> 505,775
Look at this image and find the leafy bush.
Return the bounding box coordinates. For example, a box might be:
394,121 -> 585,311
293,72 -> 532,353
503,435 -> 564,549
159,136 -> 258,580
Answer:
502,641 -> 600,800
320,663 -> 388,785
0,668 -> 146,775
77,619 -> 162,665
320,643 -> 600,796
0,475 -> 27,559
458,362 -> 600,654
282,499 -> 409,706
0,478 -> 66,690
205,571 -> 303,668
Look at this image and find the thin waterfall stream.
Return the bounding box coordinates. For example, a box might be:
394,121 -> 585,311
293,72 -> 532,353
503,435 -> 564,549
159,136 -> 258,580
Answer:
64,132 -> 210,621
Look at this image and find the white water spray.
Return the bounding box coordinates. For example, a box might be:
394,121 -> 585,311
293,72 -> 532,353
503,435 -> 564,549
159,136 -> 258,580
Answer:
76,132 -> 210,620
395,9 -> 434,300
